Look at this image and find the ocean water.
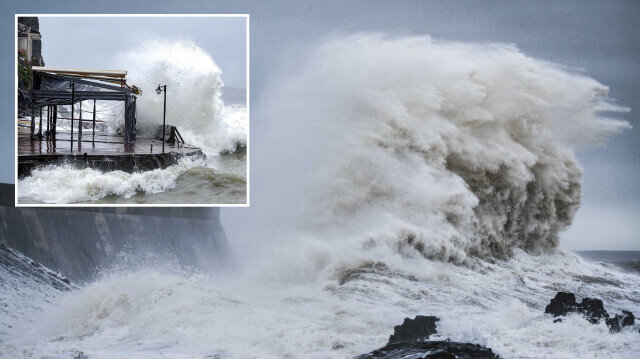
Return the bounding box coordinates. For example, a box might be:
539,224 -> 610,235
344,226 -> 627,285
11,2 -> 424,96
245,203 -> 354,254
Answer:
577,251 -> 640,275
3,34 -> 639,358
17,151 -> 247,205
0,249 -> 637,359
17,40 -> 247,205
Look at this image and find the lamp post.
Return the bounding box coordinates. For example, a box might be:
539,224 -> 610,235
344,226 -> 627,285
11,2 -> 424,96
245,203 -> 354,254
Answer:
156,85 -> 167,153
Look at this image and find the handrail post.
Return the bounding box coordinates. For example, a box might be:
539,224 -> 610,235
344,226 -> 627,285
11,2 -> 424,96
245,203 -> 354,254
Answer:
162,85 -> 167,153
78,97 -> 83,145
92,99 -> 96,146
38,106 -> 43,139
53,105 -> 57,140
46,104 -> 50,139
30,94 -> 36,140
70,82 -> 74,151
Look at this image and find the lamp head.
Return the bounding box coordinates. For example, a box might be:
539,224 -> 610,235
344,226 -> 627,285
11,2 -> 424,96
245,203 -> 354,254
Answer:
156,85 -> 162,95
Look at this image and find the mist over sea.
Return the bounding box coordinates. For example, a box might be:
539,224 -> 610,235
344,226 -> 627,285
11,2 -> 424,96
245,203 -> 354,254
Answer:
577,251 -> 640,275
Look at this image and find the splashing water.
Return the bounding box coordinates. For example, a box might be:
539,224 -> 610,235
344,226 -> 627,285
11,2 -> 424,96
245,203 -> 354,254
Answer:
18,158 -> 201,204
4,35 -> 638,358
282,34 -> 631,267
2,250 -> 638,358
116,39 -> 247,155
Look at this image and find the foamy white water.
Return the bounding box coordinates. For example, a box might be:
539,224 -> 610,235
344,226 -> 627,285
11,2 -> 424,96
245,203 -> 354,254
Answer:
18,158 -> 203,204
17,154 -> 246,205
4,34 -> 638,358
1,250 -> 638,358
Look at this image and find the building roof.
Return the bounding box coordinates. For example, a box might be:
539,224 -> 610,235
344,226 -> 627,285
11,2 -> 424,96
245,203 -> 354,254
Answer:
32,66 -> 127,78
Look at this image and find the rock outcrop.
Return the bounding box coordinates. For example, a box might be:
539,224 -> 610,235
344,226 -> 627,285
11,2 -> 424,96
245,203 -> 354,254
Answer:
357,341 -> 499,359
545,292 -> 636,332
387,315 -> 439,344
358,291 -> 639,359
356,316 -> 499,359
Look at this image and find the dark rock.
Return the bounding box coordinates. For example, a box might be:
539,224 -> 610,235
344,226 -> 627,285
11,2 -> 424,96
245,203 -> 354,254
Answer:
545,292 -> 636,332
580,297 -> 609,324
621,310 -> 635,327
356,316 -> 499,359
387,315 -> 439,344
606,310 -> 635,333
545,292 -> 579,317
356,340 -> 499,359
545,292 -> 608,324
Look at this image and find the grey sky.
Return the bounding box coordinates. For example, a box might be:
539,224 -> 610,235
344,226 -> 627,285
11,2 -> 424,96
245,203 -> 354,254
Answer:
2,0 -> 639,250
38,16 -> 246,88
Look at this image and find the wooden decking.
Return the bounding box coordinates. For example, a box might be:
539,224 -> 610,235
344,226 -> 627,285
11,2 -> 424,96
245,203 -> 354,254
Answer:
17,131 -> 203,178
18,131 -> 200,156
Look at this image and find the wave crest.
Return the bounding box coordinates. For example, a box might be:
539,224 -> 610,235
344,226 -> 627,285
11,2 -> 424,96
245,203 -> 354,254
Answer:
116,39 -> 246,155
286,34 -> 630,262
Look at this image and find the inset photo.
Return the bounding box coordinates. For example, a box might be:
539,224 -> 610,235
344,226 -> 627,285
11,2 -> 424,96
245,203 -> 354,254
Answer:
15,14 -> 248,206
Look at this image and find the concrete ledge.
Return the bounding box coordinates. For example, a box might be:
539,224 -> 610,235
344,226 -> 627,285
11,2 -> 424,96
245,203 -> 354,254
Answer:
17,150 -> 204,179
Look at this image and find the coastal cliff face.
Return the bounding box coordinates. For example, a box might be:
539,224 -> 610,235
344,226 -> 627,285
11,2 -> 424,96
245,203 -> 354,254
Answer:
0,184 -> 228,282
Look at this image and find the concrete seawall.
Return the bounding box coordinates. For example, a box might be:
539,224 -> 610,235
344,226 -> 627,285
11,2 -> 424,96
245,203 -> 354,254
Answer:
0,183 -> 228,282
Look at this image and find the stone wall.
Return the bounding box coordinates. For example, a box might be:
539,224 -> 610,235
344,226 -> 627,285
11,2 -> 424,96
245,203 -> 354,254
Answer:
0,183 -> 229,282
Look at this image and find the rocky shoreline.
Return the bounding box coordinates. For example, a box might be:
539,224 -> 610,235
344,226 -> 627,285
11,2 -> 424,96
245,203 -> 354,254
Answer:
356,292 -> 638,359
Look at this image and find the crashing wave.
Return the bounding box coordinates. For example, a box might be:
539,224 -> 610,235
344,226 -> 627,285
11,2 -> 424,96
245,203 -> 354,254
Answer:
115,39 -> 247,155
271,34 -> 631,263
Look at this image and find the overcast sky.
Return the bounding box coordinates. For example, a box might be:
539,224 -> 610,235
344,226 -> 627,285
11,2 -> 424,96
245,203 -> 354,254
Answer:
1,0 -> 639,250
38,16 -> 247,89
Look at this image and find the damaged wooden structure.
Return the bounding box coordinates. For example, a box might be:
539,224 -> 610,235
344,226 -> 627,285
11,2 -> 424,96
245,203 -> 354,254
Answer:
18,67 -> 202,178
29,66 -> 138,143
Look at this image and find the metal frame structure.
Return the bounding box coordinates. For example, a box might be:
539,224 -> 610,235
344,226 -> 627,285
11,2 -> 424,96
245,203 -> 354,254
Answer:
28,67 -> 138,148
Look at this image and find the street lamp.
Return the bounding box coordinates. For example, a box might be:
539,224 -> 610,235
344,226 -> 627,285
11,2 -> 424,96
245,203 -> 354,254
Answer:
156,85 -> 167,153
